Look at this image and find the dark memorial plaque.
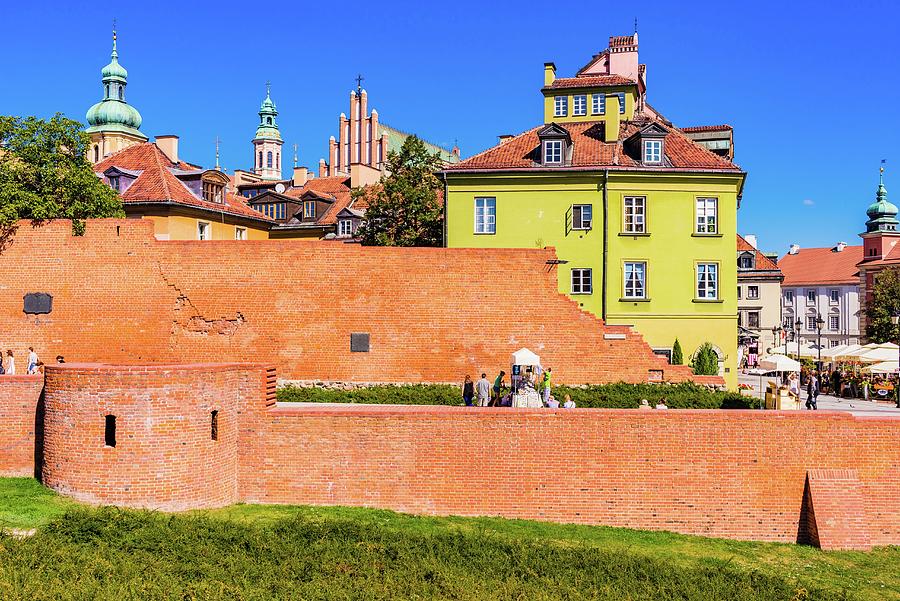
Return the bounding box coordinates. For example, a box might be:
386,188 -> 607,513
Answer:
350,333 -> 370,353
23,293 -> 53,315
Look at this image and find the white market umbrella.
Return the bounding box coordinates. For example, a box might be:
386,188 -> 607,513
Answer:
831,344 -> 865,361
758,354 -> 802,372
863,361 -> 899,374
511,348 -> 541,367
822,344 -> 850,359
856,344 -> 900,364
771,343 -> 823,358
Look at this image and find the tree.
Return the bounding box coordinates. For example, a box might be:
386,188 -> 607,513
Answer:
865,266 -> 900,343
691,342 -> 720,376
355,135 -> 444,247
0,114 -> 123,240
672,338 -> 683,365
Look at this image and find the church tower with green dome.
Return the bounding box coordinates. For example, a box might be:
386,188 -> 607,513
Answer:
252,83 -> 284,180
86,29 -> 148,163
860,166 -> 900,262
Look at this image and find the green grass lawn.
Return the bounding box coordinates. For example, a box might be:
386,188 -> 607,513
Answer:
1,478 -> 897,600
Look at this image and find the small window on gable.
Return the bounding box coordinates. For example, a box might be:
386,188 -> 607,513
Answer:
104,415 -> 117,448
738,254 -> 754,269
643,139 -> 662,164
304,200 -> 316,219
108,176 -> 120,191
544,140 -> 563,164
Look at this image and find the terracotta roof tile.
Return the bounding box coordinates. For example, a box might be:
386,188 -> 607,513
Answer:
546,75 -> 636,89
779,246 -> 863,286
737,234 -> 781,274
680,124 -> 733,133
284,176 -> 353,225
94,143 -> 273,222
446,118 -> 740,172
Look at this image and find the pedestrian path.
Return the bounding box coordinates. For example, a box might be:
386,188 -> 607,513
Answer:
738,373 -> 900,416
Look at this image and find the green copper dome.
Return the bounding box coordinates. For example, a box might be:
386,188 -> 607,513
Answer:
254,83 -> 282,141
85,31 -> 145,138
865,168 -> 898,233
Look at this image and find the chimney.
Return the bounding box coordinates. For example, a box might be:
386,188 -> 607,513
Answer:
744,234 -> 758,249
604,94 -> 621,143
498,134 -> 514,145
543,62 -> 556,87
155,135 -> 179,164
789,244 -> 800,255
292,166 -> 308,187
836,241 -> 847,252
318,158 -> 327,178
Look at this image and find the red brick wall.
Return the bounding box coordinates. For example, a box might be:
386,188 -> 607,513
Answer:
0,220 -> 703,386
41,363 -> 269,511
0,376 -> 43,476
257,405 -> 900,546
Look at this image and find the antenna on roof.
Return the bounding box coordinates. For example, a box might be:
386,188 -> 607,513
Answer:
634,17 -> 638,34
293,143 -> 298,168
215,136 -> 220,170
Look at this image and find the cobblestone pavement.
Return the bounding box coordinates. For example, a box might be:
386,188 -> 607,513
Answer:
738,373 -> 900,417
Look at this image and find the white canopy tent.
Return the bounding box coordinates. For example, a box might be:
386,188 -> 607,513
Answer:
758,354 -> 802,372
511,348 -> 541,367
821,344 -> 850,359
862,360 -> 899,374
768,344 -> 826,359
829,344 -> 865,362
854,343 -> 900,364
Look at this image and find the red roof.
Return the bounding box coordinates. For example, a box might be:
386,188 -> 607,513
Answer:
779,246 -> 863,286
445,118 -> 740,173
94,143 -> 273,223
736,234 -> 781,275
546,75 -> 635,89
284,176 -> 353,225
680,124 -> 733,133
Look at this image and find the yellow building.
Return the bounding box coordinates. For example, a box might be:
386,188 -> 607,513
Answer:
443,33 -> 745,387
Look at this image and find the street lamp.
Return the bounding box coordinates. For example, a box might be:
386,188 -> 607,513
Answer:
892,313 -> 900,408
795,318 -> 803,360
815,314 -> 825,375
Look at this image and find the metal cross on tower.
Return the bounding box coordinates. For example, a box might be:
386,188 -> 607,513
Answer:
355,74 -> 364,96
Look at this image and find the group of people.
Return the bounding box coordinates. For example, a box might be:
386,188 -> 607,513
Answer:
461,370 -> 575,409
783,368 -> 899,409
0,347 -> 42,375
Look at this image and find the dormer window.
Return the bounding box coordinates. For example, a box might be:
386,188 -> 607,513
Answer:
738,254 -> 754,269
544,140 -> 563,164
573,95 -> 587,116
643,140 -> 662,164
202,180 -> 224,203
554,96 -> 567,117
108,176 -> 120,192
304,201 -> 316,219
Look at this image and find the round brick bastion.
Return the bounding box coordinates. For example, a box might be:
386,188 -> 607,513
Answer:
41,362 -> 267,511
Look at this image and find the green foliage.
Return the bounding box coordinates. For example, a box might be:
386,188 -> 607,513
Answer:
355,135 -> 445,247
0,114 -> 124,239
278,382 -> 751,409
865,267 -> 900,343
672,338 -> 684,365
0,507 -> 849,600
691,342 -> 720,376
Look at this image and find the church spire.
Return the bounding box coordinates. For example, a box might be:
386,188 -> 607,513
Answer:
86,26 -> 146,148
252,82 -> 284,180
865,163 -> 898,233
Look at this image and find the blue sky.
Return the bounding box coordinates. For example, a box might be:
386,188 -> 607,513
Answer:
2,0 -> 897,253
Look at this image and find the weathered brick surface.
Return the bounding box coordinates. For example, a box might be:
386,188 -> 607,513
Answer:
0,376 -> 43,476
0,219 -> 705,385
41,363 -> 270,511
259,405 -> 900,547
805,469 -> 872,551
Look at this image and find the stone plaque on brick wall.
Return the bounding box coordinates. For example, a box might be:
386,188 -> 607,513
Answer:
23,293 -> 53,315
350,333 -> 370,353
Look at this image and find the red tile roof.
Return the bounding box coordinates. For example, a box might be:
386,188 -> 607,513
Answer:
284,176 -> 353,225
445,118 -> 740,173
546,75 -> 635,89
737,234 -> 781,275
680,124 -> 733,133
94,143 -> 273,222
779,246 -> 863,286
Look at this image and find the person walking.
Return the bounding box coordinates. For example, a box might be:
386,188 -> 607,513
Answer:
806,372 -> 819,410
475,373 -> 491,407
491,371 -> 506,406
27,347 -> 39,375
462,375 -> 475,407
5,350 -> 15,375
541,367 -> 552,405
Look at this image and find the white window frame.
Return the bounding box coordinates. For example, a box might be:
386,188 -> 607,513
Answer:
543,140 -> 563,164
572,95 -> 587,116
695,197 -> 718,234
806,289 -> 816,304
643,139 -> 662,165
591,93 -> 605,115
696,263 -> 718,299
623,261 -> 646,299
197,221 -> 211,241
338,219 -> 353,237
474,197 -> 496,235
304,201 -> 316,219
554,96 -> 568,117
571,268 -> 593,295
747,285 -> 759,300
623,196 -> 646,233
616,92 -> 626,114
829,339 -> 841,348
738,255 -> 753,269
807,315 -> 818,331
829,289 -> 840,304
829,315 -> 840,331
572,204 -> 592,230
785,290 -> 794,303
748,311 -> 760,329
235,227 -> 247,241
